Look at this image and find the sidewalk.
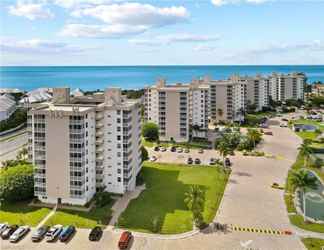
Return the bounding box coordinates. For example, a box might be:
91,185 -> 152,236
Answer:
35,204 -> 57,228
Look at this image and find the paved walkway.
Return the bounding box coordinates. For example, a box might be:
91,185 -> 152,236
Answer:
35,204 -> 57,228
108,185 -> 146,227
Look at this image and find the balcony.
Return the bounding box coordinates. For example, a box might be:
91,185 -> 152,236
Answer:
96,146 -> 104,153
96,138 -> 104,145
95,113 -> 104,120
96,122 -> 104,129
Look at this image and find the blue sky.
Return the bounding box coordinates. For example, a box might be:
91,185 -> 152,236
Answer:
0,0 -> 324,65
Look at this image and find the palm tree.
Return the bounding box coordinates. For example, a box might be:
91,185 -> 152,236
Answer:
298,141 -> 313,167
184,185 -> 205,227
291,169 -> 318,221
247,129 -> 262,149
218,141 -> 232,167
217,108 -> 223,118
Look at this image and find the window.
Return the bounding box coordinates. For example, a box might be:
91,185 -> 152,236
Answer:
117,135 -> 121,141
117,169 -> 121,174
117,110 -> 121,115
117,177 -> 121,182
117,118 -> 121,123
117,126 -> 121,132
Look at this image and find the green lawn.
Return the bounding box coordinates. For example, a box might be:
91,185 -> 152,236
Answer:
46,203 -> 113,228
0,200 -> 51,226
293,119 -> 324,141
289,215 -> 324,233
117,162 -> 230,234
302,237 -> 324,250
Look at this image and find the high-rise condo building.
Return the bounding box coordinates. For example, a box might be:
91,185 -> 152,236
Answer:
28,87 -> 142,205
144,79 -> 209,142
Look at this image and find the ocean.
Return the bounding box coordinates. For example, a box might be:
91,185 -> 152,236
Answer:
0,65 -> 323,91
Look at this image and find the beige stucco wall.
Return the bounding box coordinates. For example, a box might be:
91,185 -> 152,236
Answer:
214,85 -> 228,122
165,91 -> 181,141
45,114 -> 70,201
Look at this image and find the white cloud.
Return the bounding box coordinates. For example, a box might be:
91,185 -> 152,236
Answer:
0,37 -> 87,54
129,33 -> 219,46
60,2 -> 189,38
211,0 -> 269,6
193,44 -> 218,52
53,0 -> 114,9
71,3 -> 189,27
60,23 -> 148,38
9,1 -> 54,20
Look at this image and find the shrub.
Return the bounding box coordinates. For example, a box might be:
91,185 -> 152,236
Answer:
0,164 -> 34,202
142,122 -> 159,141
94,192 -> 112,208
141,146 -> 149,162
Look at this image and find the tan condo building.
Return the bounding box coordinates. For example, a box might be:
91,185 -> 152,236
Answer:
28,87 -> 142,205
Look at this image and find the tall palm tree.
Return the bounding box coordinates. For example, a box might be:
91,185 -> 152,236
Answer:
184,185 -> 205,227
298,141 -> 313,167
218,141 -> 232,167
217,108 -> 223,118
247,129 -> 262,149
291,169 -> 318,221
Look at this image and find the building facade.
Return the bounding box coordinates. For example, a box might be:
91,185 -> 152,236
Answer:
28,87 -> 142,205
144,79 -> 209,142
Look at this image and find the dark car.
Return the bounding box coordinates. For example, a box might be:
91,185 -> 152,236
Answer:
118,231 -> 132,250
225,158 -> 231,167
89,226 -> 103,241
170,146 -> 177,152
187,157 -> 193,164
1,225 -> 18,239
154,146 -> 160,151
59,226 -> 75,242
194,158 -> 201,164
32,226 -> 49,242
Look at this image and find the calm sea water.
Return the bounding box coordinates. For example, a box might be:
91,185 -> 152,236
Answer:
0,65 -> 323,91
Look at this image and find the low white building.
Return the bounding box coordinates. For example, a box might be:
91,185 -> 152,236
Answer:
0,94 -> 17,121
20,88 -> 52,104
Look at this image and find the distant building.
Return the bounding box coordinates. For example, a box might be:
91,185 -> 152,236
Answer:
144,79 -> 209,142
71,88 -> 84,97
28,87 -> 142,205
312,83 -> 324,96
0,88 -> 23,94
20,88 -> 52,104
0,94 -> 17,121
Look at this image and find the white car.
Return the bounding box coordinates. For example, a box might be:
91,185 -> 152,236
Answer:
0,223 -> 8,235
160,147 -> 166,152
9,226 -> 30,242
150,156 -> 157,162
45,224 -> 63,242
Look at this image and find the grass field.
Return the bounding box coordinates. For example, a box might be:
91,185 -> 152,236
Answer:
117,162 -> 230,234
302,237 -> 324,250
46,203 -> 113,228
0,200 -> 51,226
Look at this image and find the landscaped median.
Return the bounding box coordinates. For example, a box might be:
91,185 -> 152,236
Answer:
117,162 -> 230,234
301,237 -> 324,250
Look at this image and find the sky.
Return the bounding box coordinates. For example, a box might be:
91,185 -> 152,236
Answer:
0,0 -> 324,66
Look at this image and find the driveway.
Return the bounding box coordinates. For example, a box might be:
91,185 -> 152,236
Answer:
2,124 -> 306,250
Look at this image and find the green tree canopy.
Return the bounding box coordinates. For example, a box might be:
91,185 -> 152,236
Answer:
142,122 -> 159,141
0,164 -> 34,202
291,169 -> 318,191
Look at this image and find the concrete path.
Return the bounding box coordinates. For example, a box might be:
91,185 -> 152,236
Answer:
108,185 -> 146,227
35,204 -> 57,228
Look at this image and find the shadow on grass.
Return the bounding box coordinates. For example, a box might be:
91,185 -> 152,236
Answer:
117,166 -> 206,234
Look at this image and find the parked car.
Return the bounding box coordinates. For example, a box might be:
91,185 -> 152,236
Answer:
198,149 -> 204,154
177,147 -> 183,153
184,148 -> 190,153
224,158 -> 231,167
88,226 -> 103,241
209,158 -> 216,165
118,231 -> 133,250
59,225 -> 75,242
280,123 -> 288,127
170,146 -> 177,152
187,157 -> 193,164
194,158 -> 201,164
9,226 -> 30,242
160,146 -> 166,152
32,226 -> 49,242
259,123 -> 269,128
149,156 -> 157,162
1,225 -> 18,239
282,118 -> 288,121
45,224 -> 63,242
0,223 -> 8,235
154,146 -> 159,152
264,131 -> 273,135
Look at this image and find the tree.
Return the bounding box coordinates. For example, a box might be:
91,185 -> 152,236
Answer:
17,147 -> 28,161
217,108 -> 223,118
246,129 -> 262,149
291,169 -> 318,221
184,185 -> 205,228
141,146 -> 149,162
218,141 -> 233,166
298,140 -> 313,167
0,164 -> 34,202
142,122 -> 159,141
